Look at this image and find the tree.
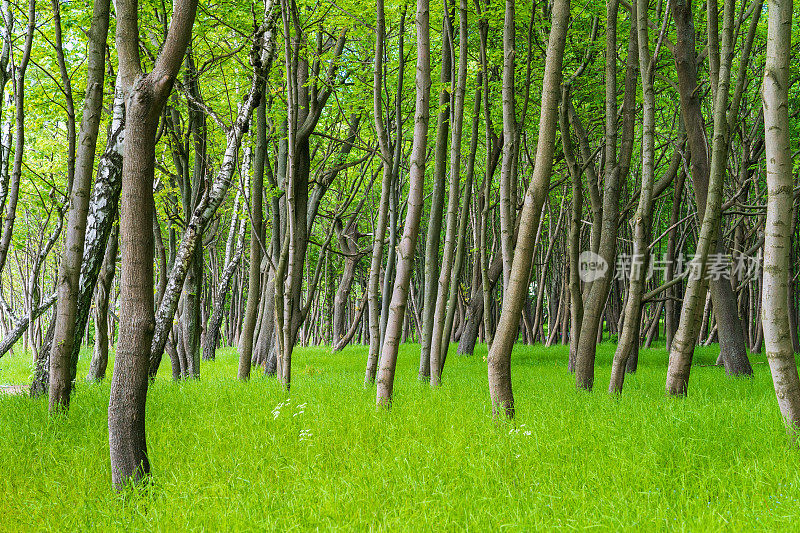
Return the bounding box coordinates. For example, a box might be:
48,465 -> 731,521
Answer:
376,0 -> 431,407
486,0 -> 570,418
761,0 -> 800,433
48,0 -> 111,411
108,0 -> 198,489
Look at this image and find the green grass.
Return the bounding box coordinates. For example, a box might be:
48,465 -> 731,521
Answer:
1,341 -> 798,531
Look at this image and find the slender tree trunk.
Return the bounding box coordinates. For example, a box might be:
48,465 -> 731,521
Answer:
419,13 -> 452,380
609,0 -> 655,393
560,86 -> 583,372
49,0 -> 111,410
0,0 -> 34,277
87,226 -> 118,381
366,3 -> 404,384
761,0 -> 800,433
237,96 -> 267,377
375,0 -> 431,406
206,217 -> 246,361
440,73 -> 480,362
666,0 -> 737,395
430,0 -> 467,385
486,0 -> 569,418
498,0 -> 516,288
574,0 -> 637,390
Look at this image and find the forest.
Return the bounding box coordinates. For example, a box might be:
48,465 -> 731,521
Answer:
1,0 -> 799,528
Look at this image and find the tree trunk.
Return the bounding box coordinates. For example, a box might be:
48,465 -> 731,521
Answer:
0,0 -> 33,277
574,0 -> 637,390
49,0 -> 111,410
486,0 -> 569,418
375,0 -> 431,407
237,95 -> 267,377
560,86 -> 583,372
761,0 -> 800,433
666,0 -> 740,395
109,0 -> 198,490
430,0 -> 467,386
609,0 -> 655,393
149,7 -> 278,372
87,226 -> 118,381
365,0 -> 400,384
419,13 -> 451,381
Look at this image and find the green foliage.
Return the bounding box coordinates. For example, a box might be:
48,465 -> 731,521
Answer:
1,343 -> 798,530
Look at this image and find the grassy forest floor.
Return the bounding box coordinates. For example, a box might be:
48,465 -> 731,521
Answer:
1,341 -> 799,530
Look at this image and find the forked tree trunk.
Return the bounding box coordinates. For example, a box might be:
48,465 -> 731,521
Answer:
109,0 -> 198,490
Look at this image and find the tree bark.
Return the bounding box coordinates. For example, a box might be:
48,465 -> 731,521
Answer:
574,0 -> 637,390
761,0 -> 800,433
375,0 -> 431,407
149,5 -> 278,374
430,0 -> 468,386
609,0 -> 655,393
666,0 -> 738,395
486,0 -> 569,418
237,95 -> 267,377
109,0 -> 198,490
0,0 -> 34,277
48,0 -> 111,410
87,226 -> 118,381
419,13 -> 452,381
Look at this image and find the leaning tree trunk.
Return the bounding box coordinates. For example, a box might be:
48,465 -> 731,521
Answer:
86,226 -> 118,381
609,0 -> 655,393
666,0 -> 738,395
761,0 -> 800,434
418,14 -> 451,381
486,0 -> 569,418
0,0 -> 33,278
429,0 -> 467,386
206,217 -> 246,361
365,1 -> 403,384
375,0 -> 431,407
48,0 -> 111,411
148,4 -> 278,374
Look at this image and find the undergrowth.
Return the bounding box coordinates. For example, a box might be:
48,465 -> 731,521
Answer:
0,342 -> 797,531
